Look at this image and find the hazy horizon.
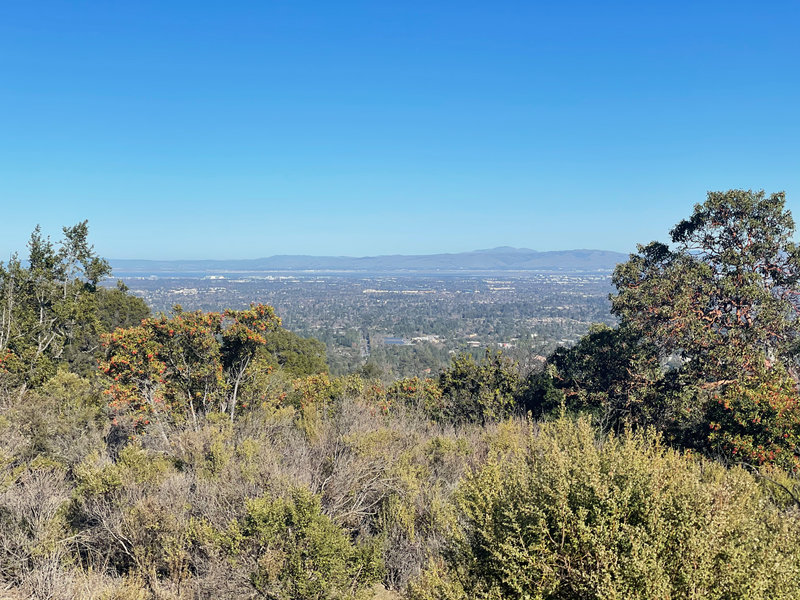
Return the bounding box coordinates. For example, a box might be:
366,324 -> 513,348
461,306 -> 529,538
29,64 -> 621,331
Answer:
107,246 -> 626,262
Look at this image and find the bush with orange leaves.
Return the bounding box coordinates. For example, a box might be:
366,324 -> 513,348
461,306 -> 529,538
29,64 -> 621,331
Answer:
101,304 -> 280,434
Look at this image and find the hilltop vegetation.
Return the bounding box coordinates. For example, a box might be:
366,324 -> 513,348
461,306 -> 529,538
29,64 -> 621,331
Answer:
1,191 -> 800,599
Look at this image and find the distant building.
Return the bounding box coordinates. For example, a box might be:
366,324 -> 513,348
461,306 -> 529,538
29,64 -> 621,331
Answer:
383,337 -> 408,345
411,334 -> 441,344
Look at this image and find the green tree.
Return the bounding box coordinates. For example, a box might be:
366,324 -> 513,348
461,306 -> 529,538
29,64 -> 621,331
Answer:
260,328 -> 329,378
95,280 -> 150,332
609,190 -> 800,463
0,222 -> 114,388
102,304 -> 281,429
612,190 -> 800,384
525,325 -> 678,431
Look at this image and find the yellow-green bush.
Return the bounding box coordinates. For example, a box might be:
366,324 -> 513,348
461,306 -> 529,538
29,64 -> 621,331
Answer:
242,488 -> 384,599
411,418 -> 800,600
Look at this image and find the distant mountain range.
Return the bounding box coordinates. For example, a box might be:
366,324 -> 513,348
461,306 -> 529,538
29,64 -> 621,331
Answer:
110,247 -> 628,275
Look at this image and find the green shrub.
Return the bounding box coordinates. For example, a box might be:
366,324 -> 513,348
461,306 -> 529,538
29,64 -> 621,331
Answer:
438,351 -> 521,424
412,417 -> 800,600
242,487 -> 384,599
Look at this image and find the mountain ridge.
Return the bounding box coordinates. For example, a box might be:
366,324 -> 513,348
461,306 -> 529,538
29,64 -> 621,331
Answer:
109,247 -> 628,274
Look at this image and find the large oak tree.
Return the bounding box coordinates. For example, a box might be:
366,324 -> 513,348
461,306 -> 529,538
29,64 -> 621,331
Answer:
612,190 -> 800,383
610,190 -> 800,466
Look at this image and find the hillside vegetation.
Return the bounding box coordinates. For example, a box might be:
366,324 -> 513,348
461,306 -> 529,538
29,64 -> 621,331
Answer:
1,191 -> 800,599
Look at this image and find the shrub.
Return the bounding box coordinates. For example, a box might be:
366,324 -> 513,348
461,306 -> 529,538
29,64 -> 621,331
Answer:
438,352 -> 521,424
242,488 -> 384,599
387,377 -> 444,420
708,368 -> 800,471
411,417 -> 800,600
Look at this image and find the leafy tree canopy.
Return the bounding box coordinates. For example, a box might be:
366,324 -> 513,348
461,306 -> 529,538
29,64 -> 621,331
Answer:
530,191 -> 800,468
0,222 -> 146,388
612,190 -> 800,383
260,328 -> 329,378
438,350 -> 521,423
102,303 -> 281,433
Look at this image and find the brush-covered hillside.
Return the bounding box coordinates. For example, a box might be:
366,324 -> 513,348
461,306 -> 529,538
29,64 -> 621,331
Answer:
2,191 -> 800,599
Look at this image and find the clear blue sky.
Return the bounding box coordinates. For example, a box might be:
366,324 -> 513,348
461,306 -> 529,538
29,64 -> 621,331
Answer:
1,1 -> 798,259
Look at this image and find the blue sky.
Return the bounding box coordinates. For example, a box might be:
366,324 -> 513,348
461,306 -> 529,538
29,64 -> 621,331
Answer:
1,1 -> 798,259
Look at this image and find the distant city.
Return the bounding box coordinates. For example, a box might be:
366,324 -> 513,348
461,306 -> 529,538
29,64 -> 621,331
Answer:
109,248 -> 623,378
114,261 -> 618,379
108,247 -> 623,377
